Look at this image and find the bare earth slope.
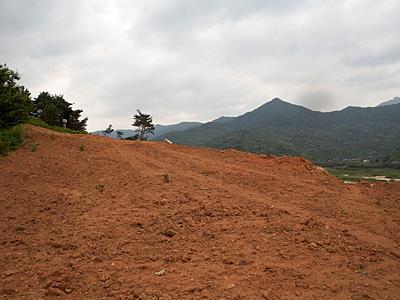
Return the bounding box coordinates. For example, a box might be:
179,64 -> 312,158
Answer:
1,125 -> 400,299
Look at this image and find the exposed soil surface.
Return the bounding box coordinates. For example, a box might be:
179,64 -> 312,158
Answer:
1,125 -> 400,299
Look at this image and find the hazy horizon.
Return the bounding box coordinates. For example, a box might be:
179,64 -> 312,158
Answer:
91,96 -> 399,131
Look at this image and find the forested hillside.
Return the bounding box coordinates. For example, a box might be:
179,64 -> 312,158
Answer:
156,98 -> 400,162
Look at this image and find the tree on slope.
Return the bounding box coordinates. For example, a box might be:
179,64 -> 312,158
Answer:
33,92 -> 88,131
0,64 -> 32,128
132,110 -> 155,140
102,124 -> 114,136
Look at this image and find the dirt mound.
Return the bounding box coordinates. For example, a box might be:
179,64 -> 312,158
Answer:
1,125 -> 400,299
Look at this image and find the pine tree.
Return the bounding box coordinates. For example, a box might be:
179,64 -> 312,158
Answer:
102,124 -> 114,136
132,110 -> 155,140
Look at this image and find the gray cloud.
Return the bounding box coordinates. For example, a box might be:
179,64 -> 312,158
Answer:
342,46 -> 400,67
1,0 -> 399,130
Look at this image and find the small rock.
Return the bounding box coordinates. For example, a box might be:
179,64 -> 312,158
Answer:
264,266 -> 273,273
155,269 -> 166,276
161,174 -> 170,183
342,229 -> 351,236
64,288 -> 72,294
310,242 -> 318,247
100,274 -> 110,282
223,258 -> 234,265
226,283 -> 235,289
162,229 -> 176,237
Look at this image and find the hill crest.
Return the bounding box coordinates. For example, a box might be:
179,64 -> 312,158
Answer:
1,125 -> 400,298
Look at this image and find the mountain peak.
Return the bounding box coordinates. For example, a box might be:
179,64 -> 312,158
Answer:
267,97 -> 297,106
378,96 -> 400,107
262,98 -> 299,109
270,97 -> 284,103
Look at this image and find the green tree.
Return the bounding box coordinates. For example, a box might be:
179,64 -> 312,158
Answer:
0,64 -> 32,128
132,110 -> 155,140
102,124 -> 114,136
33,92 -> 87,130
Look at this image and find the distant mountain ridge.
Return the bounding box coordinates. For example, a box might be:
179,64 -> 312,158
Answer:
151,122 -> 202,139
92,121 -> 202,139
154,98 -> 400,162
378,96 -> 400,107
92,129 -> 136,139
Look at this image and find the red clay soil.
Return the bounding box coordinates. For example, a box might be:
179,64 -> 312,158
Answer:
1,125 -> 400,300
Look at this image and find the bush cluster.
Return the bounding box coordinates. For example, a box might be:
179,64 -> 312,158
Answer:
0,64 -> 88,155
0,125 -> 24,156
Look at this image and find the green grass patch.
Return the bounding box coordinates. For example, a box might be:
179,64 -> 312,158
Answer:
27,117 -> 87,134
326,167 -> 400,182
30,143 -> 38,152
95,183 -> 105,193
0,125 -> 25,156
15,226 -> 25,232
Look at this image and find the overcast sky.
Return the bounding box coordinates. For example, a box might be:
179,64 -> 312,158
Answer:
1,0 -> 399,131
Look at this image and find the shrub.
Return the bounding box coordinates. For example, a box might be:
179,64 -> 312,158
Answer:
0,125 -> 25,156
30,143 -> 38,152
95,183 -> 105,193
0,64 -> 32,128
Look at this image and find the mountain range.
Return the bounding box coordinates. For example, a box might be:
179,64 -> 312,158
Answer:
92,121 -> 201,140
93,97 -> 400,162
153,98 -> 400,162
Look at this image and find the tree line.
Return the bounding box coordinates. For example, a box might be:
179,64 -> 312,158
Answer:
0,64 -> 87,130
1,63 -> 156,141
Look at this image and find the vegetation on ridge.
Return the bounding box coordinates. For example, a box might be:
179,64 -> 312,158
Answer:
27,117 -> 87,134
32,92 -> 87,131
0,64 -> 88,155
